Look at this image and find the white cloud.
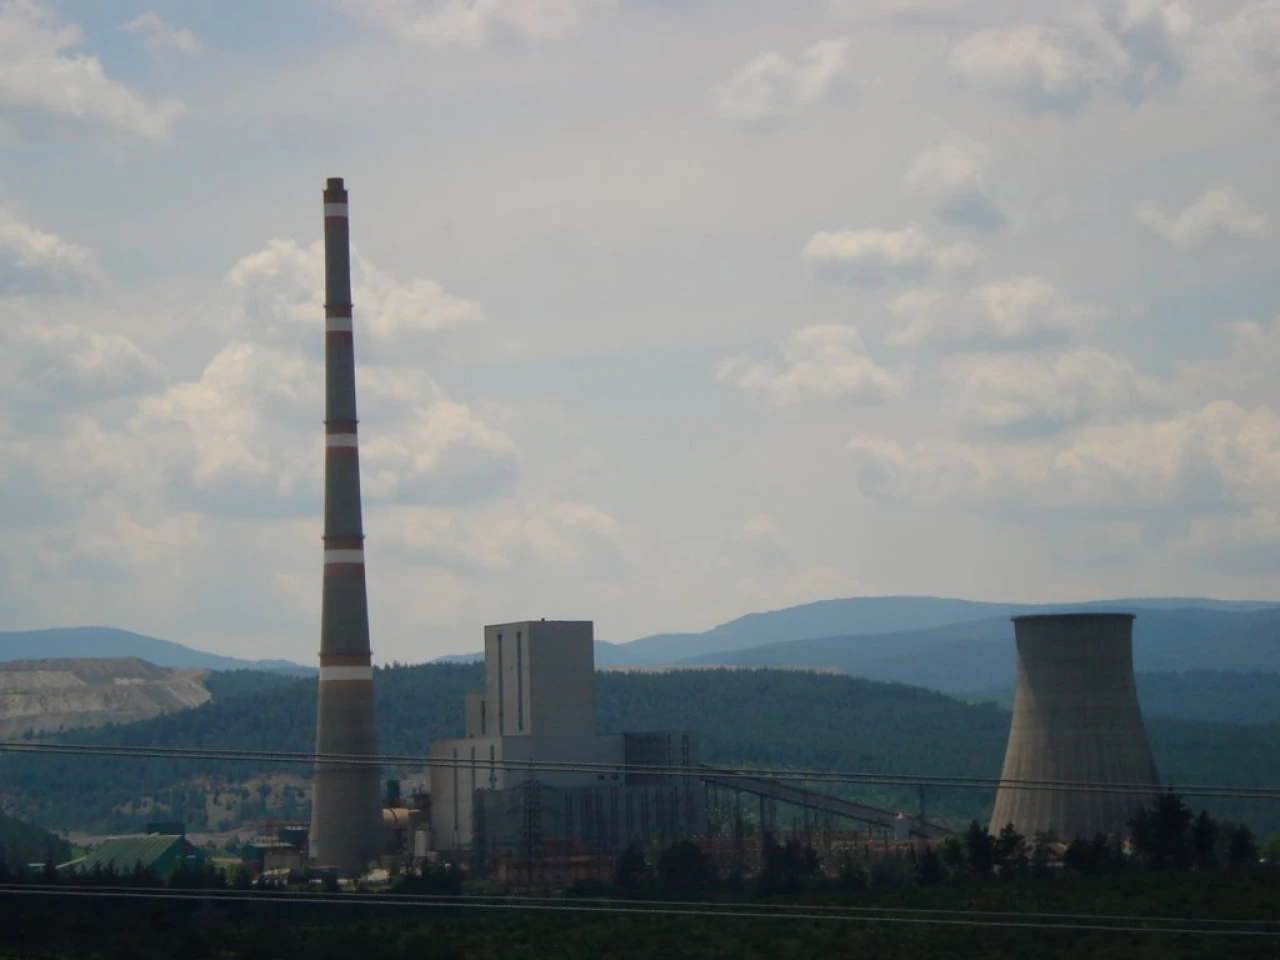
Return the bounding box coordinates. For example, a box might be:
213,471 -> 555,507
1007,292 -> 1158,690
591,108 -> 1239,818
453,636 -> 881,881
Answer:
335,0 -> 617,46
121,12 -> 202,55
708,38 -> 853,124
129,342 -> 519,511
0,204 -> 98,281
849,400 -> 1280,516
902,132 -> 1005,231
1197,1 -> 1280,97
802,224 -> 982,288
948,2 -> 1193,113
938,346 -> 1166,432
1136,186 -> 1268,248
0,0 -> 184,140
1175,315 -> 1280,407
225,238 -> 480,354
887,276 -> 1102,348
716,325 -> 906,405
0,318 -> 165,413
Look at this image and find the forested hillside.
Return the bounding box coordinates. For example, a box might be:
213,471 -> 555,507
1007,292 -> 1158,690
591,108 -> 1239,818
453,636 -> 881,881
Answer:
970,671 -> 1280,725
1,665 -> 1277,835
0,812 -> 70,868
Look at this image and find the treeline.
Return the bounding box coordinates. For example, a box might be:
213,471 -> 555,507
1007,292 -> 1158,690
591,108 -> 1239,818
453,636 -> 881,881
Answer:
0,812 -> 69,869
2,664 -> 1279,836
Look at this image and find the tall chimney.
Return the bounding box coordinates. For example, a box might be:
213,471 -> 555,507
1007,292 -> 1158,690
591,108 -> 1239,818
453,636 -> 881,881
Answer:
309,177 -> 383,874
989,613 -> 1159,842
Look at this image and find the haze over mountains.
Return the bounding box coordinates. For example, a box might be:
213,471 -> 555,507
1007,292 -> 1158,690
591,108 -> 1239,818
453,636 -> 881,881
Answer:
0,628 -> 312,674
6,595 -> 1278,698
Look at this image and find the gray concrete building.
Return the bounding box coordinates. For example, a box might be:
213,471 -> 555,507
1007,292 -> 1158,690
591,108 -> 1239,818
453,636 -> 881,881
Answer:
989,612 -> 1160,842
429,620 -> 703,863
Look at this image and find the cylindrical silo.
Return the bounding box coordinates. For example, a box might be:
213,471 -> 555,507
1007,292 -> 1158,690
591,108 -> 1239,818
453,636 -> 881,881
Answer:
988,613 -> 1159,842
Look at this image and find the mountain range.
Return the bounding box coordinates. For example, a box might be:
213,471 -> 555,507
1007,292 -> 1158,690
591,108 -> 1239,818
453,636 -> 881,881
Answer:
0,627 -> 312,675
8,594 -> 1279,696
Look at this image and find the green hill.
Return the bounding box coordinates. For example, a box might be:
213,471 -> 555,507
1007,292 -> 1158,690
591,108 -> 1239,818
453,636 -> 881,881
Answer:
0,812 -> 71,869
1,664 -> 1276,836
969,671 -> 1280,725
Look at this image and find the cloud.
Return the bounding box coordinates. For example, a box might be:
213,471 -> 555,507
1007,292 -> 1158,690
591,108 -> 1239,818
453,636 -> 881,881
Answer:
849,401 -> 1280,521
128,342 -> 519,513
708,38 -> 853,125
1136,186 -> 1269,248
1197,1 -> 1280,97
0,318 -> 166,416
902,132 -> 1006,232
0,0 -> 184,141
938,346 -> 1166,434
1175,315 -> 1280,407
0,204 -> 98,283
886,276 -> 1103,348
802,224 -> 981,288
225,238 -> 480,355
121,12 -> 202,55
334,0 -> 617,46
716,325 -> 906,405
948,2 -> 1193,113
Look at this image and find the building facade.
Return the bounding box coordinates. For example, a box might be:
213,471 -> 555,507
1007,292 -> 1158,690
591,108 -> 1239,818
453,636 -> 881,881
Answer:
428,621 -> 704,863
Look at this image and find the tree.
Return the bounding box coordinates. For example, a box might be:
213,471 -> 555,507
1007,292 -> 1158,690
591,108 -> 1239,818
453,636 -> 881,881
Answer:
915,845 -> 944,886
656,840 -> 716,900
614,843 -> 647,895
1129,791 -> 1192,870
1191,810 -> 1218,869
1227,824 -> 1258,868
993,823 -> 1026,877
939,836 -> 965,871
757,834 -> 820,897
964,821 -> 993,876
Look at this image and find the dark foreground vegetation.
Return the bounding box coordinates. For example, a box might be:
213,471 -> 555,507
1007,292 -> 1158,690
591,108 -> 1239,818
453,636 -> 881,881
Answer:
2,664 -> 1279,834
0,793 -> 1276,959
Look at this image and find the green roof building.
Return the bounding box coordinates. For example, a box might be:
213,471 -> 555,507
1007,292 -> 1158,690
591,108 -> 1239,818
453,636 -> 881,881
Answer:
74,834 -> 207,880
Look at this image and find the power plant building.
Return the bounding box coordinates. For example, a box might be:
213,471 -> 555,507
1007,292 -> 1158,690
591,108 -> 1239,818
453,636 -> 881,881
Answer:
429,621 -> 704,864
989,612 -> 1160,842
308,177 -> 384,874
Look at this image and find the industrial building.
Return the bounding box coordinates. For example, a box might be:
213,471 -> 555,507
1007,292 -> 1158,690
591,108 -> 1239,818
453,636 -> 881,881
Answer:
428,620 -> 705,866
309,177 -> 384,875
989,612 -> 1160,841
63,828 -> 206,881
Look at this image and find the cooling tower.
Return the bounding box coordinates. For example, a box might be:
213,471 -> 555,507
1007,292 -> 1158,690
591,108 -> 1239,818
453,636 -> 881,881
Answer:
988,613 -> 1159,842
309,177 -> 383,874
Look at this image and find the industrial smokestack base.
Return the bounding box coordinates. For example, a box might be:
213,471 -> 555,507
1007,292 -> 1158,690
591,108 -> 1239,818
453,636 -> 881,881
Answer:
309,176 -> 383,875
988,613 -> 1159,842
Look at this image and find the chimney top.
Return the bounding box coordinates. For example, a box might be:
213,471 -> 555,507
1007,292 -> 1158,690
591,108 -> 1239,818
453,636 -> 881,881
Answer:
326,177 -> 344,190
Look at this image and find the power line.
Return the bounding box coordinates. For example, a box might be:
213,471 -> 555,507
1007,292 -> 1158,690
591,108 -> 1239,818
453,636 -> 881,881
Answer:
0,885 -> 1276,937
2,739 -> 1277,801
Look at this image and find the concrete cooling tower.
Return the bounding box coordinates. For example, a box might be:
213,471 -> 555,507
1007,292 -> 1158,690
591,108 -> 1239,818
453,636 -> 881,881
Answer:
988,613 -> 1160,842
308,177 -> 383,874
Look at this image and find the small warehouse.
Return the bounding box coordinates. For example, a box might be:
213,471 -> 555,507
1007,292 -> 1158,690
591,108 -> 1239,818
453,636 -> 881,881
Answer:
72,834 -> 207,881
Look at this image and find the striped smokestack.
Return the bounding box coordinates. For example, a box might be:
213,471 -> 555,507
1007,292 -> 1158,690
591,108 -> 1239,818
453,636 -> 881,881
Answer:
309,177 -> 383,874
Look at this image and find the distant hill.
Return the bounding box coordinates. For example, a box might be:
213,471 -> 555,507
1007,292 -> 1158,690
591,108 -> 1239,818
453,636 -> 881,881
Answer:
676,606 -> 1280,693
0,658 -> 212,737
968,670 -> 1280,726
0,628 -> 312,674
616,596 -> 1277,665
2,663 -> 1277,838
434,641 -> 646,667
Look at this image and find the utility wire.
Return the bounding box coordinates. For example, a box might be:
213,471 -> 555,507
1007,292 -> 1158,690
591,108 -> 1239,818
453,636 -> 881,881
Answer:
6,884 -> 1269,929
0,885 -> 1276,937
2,739 -> 1277,801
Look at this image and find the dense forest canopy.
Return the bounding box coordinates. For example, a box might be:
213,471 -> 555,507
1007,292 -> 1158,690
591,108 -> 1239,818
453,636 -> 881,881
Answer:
0,664 -> 1277,835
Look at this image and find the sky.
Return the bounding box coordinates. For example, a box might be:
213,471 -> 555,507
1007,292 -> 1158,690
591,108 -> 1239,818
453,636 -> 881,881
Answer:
1,0 -> 1278,664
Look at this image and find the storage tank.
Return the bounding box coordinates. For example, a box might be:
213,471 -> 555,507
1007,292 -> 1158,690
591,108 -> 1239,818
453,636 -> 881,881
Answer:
988,613 -> 1159,842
